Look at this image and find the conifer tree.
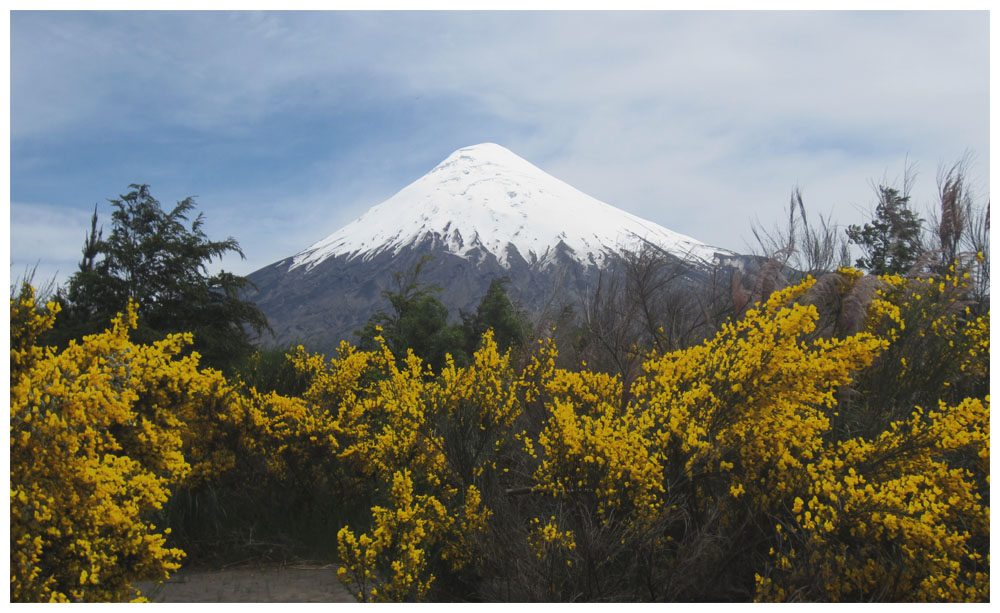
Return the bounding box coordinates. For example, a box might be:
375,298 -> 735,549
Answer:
461,277 -> 530,356
356,255 -> 467,372
53,184 -> 270,370
846,185 -> 923,275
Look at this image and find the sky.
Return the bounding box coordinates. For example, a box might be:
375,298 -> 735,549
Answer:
7,8 -> 992,290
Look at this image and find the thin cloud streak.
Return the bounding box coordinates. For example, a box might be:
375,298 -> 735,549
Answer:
9,202 -> 94,287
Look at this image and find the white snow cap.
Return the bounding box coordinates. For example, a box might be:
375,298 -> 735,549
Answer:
290,143 -> 721,271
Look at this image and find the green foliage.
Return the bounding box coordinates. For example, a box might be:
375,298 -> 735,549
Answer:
51,184 -> 270,371
358,264 -> 532,375
846,185 -> 924,275
356,256 -> 468,372
229,345 -> 312,397
842,266 -> 989,439
461,277 -> 531,357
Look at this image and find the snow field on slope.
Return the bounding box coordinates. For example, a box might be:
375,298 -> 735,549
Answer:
291,143 -> 720,271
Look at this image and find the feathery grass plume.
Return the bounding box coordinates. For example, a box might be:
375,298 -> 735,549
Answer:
964,203 -> 990,308
836,273 -> 885,337
731,268 -> 750,314
938,171 -> 965,263
925,157 -> 990,309
750,247 -> 794,310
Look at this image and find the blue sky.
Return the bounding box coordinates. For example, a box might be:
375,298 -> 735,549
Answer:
8,9 -> 991,289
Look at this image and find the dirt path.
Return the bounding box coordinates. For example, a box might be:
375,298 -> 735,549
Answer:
134,564 -> 356,602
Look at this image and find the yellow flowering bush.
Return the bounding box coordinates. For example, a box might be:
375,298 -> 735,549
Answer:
513,273 -> 988,601
749,266 -> 990,602
850,266 -> 990,433
275,332 -> 518,600
336,470 -> 490,601
757,396 -> 989,601
10,288 -> 230,601
517,279 -> 883,598
284,270 -> 986,602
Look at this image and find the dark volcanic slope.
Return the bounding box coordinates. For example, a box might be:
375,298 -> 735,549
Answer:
246,237 -> 600,352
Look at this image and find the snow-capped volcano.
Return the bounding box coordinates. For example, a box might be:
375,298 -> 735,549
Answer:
247,143 -> 732,351
290,143 -> 721,272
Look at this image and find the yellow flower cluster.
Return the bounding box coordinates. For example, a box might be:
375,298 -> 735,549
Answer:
527,516 -> 577,562
337,469 -> 447,601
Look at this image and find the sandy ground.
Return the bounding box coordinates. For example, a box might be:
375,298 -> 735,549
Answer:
133,563 -> 357,603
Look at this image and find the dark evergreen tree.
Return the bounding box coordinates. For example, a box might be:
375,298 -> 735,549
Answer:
461,277 -> 531,356
51,184 -> 270,370
356,256 -> 467,372
846,185 -> 924,275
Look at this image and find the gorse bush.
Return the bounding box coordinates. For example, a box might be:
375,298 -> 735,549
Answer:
519,281 -> 885,599
849,256 -> 990,433
324,332 -> 522,600
9,287 -> 230,602
9,262 -> 989,602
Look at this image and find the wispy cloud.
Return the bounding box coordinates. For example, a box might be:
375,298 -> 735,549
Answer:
9,202 -> 93,287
